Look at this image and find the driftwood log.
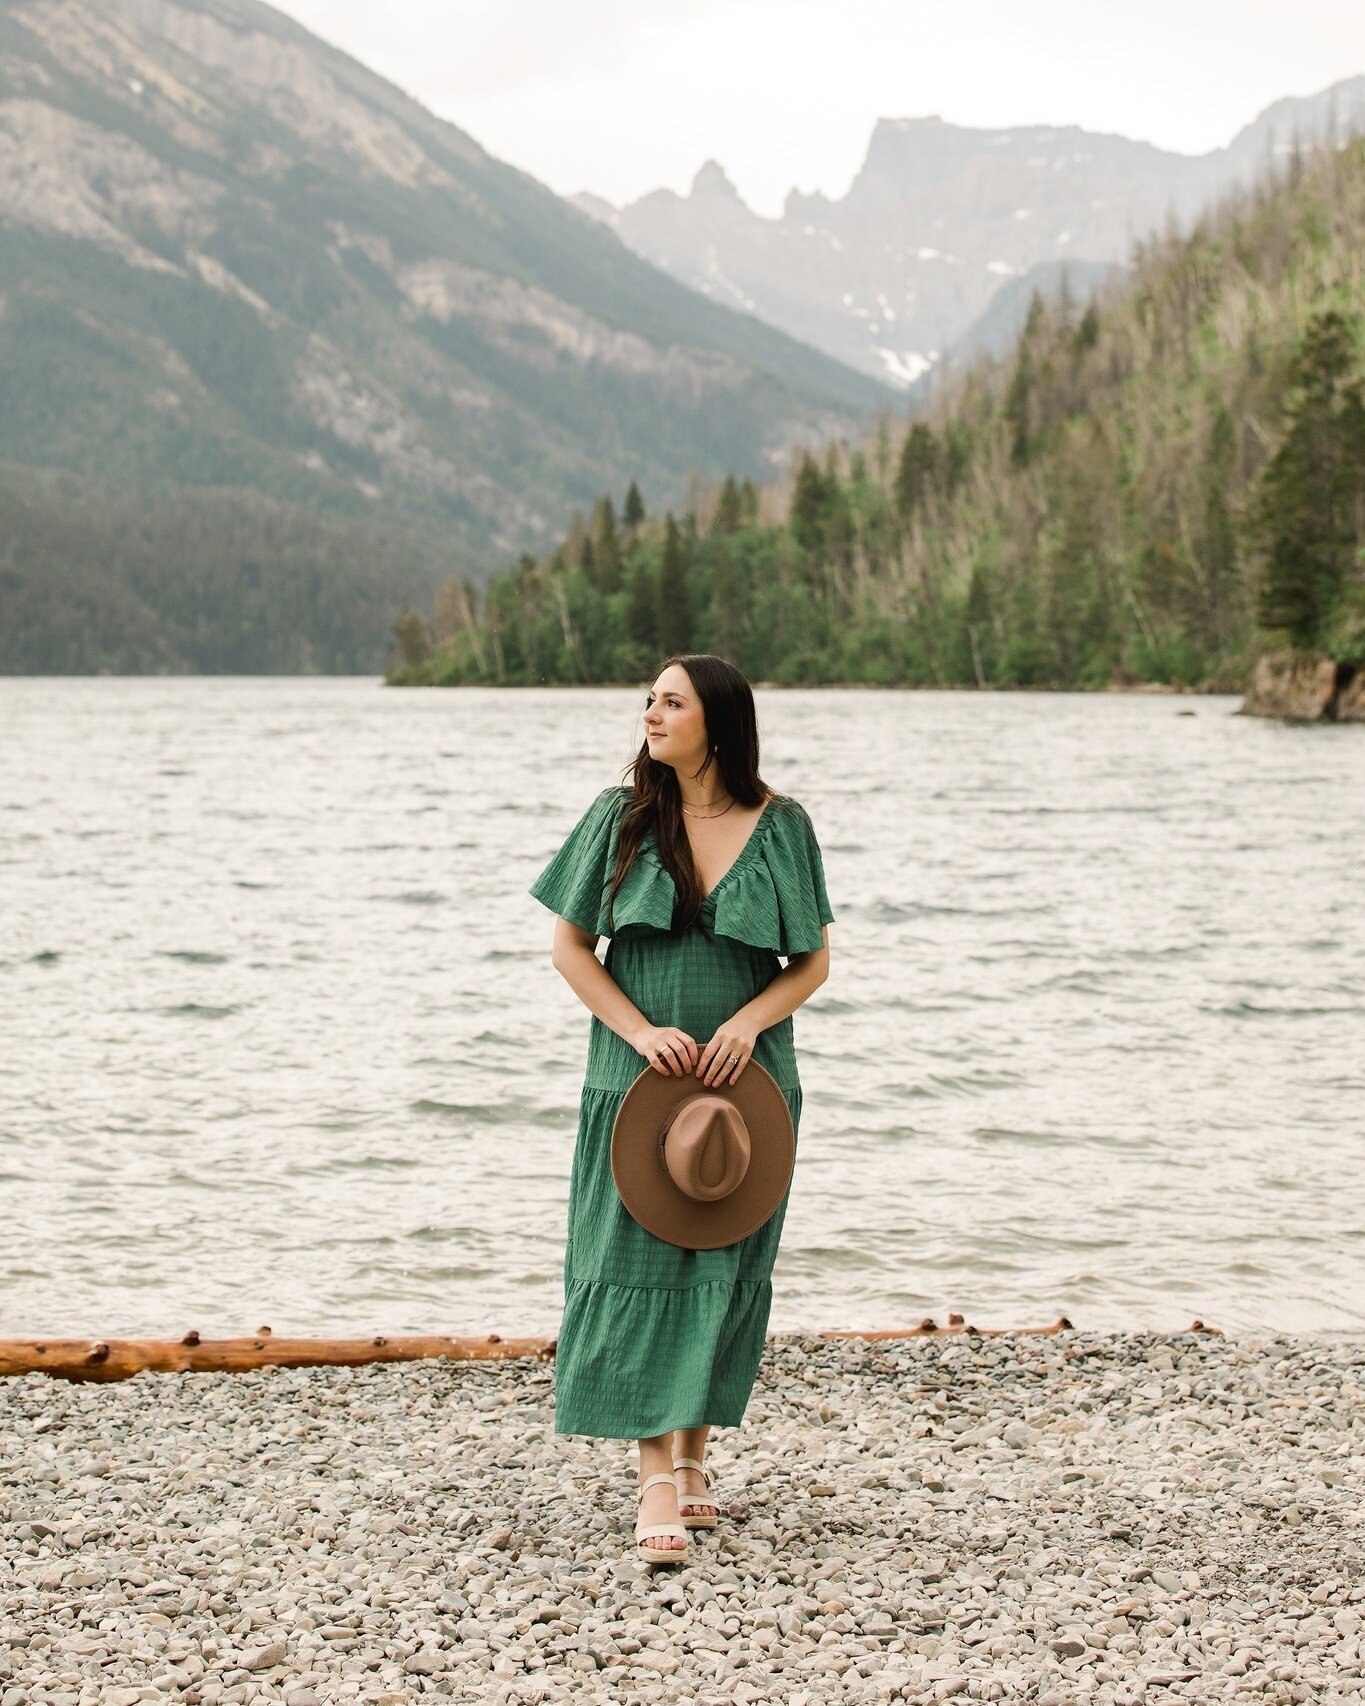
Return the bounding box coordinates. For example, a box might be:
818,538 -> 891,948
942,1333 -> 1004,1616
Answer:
0,1315 -> 1218,1382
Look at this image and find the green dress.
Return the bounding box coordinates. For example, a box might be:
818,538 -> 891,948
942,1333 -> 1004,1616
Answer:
528,786 -> 834,1440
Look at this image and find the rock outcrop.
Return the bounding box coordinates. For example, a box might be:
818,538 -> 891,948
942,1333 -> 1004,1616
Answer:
1336,666 -> 1365,722
1239,650 -> 1364,721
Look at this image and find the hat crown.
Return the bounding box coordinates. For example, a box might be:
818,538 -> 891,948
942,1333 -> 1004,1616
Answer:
660,1095 -> 751,1202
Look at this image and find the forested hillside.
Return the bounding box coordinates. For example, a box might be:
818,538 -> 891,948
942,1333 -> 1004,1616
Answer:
0,0 -> 887,674
392,140 -> 1365,692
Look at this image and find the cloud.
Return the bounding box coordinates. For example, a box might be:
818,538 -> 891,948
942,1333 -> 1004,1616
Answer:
278,0 -> 737,98
272,0 -> 1363,216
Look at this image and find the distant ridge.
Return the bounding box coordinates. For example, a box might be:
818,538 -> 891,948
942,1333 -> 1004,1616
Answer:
577,77 -> 1365,388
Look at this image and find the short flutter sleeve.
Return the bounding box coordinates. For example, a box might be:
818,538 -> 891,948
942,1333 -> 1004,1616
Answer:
528,786 -> 677,938
710,797 -> 835,957
528,787 -> 622,935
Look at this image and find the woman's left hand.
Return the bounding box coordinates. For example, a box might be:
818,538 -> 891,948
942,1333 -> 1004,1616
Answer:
695,1019 -> 759,1087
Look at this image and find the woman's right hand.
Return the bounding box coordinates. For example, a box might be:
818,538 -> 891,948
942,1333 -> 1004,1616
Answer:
632,1024 -> 699,1076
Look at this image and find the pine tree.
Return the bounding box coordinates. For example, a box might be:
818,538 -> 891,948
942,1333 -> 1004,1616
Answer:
789,452 -> 825,553
941,422 -> 971,500
713,474 -> 743,533
430,573 -> 464,643
1073,302 -> 1101,357
392,607 -> 431,668
1005,292 -> 1049,467
591,495 -> 623,594
873,417 -> 892,486
657,512 -> 691,654
964,560 -> 994,686
1199,407 -> 1239,656
627,559 -> 658,656
1251,308 -> 1365,651
895,423 -> 940,521
1004,348 -> 1034,468
712,536 -> 738,658
1045,431 -> 1118,683
623,480 -> 646,529
1056,264 -> 1076,333
816,453 -> 848,577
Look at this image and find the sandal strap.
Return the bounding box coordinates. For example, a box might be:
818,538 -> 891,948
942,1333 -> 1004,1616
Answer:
673,1457 -> 712,1485
637,1471 -> 678,1498
636,1524 -> 686,1542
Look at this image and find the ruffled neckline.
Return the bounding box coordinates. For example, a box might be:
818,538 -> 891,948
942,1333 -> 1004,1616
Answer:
530,786 -> 827,953
603,793 -> 825,955
607,796 -> 777,934
695,797 -> 776,912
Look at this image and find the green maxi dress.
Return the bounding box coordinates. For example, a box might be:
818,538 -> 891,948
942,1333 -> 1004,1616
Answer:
528,786 -> 834,1441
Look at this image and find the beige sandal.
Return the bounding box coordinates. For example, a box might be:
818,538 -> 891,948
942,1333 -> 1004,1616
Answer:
673,1456 -> 719,1530
635,1471 -> 688,1565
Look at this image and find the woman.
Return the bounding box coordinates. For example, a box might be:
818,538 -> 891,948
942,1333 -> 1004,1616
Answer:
528,653 -> 834,1564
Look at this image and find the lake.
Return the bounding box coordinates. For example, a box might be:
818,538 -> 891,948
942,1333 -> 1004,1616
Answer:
2,677 -> 1362,1340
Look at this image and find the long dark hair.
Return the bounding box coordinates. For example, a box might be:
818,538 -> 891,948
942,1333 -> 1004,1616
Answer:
607,653 -> 777,935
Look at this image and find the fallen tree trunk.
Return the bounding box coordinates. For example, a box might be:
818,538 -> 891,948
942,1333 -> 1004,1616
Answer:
0,1328 -> 555,1382
0,1315 -> 1218,1382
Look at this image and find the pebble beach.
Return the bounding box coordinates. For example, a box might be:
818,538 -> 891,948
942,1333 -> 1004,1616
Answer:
3,1330 -> 1362,1705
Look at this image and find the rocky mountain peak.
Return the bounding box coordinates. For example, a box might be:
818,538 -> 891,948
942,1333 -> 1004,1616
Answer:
606,76 -> 1365,389
690,157 -> 745,203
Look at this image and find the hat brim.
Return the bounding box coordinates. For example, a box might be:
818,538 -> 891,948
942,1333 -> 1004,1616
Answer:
610,1060 -> 795,1250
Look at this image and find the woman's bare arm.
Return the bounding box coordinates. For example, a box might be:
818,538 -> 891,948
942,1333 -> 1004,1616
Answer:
548,920 -> 830,1077
549,919 -> 651,1049
731,928 -> 830,1033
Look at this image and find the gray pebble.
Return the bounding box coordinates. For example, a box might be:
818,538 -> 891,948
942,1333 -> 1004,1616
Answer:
2,1329 -> 1360,1700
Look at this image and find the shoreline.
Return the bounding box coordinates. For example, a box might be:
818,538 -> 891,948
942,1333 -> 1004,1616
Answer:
4,1329 -> 1360,1702
384,676 -> 1248,696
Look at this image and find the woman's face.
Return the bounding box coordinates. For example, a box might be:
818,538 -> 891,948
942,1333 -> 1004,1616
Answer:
643,664 -> 708,771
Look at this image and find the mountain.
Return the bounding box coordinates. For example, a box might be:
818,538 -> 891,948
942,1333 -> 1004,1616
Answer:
396,138 -> 1365,694
576,78 -> 1365,390
0,0 -> 891,674
944,258 -> 1119,368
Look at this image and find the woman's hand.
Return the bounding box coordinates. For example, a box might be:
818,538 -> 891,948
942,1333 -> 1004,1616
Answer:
632,1024 -> 699,1076
695,1019 -> 759,1087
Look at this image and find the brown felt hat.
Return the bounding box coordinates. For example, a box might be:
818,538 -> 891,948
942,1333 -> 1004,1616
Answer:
610,1060 -> 795,1251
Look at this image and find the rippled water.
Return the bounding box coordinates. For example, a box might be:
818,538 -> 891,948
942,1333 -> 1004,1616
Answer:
3,677 -> 1363,1340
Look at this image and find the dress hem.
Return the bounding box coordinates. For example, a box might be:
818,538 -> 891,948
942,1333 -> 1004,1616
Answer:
551,1414 -> 748,1441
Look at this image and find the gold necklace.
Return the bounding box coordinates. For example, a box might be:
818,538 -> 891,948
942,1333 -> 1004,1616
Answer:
681,795 -> 735,819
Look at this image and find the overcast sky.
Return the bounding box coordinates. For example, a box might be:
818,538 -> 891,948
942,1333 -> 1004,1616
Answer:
274,0 -> 1362,218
